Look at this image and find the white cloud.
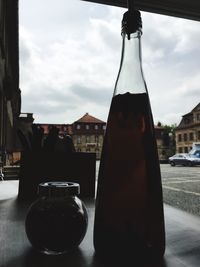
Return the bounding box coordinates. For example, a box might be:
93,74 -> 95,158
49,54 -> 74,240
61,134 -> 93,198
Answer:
19,1 -> 200,126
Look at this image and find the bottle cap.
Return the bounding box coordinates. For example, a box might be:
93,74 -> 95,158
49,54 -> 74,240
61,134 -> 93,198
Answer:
122,10 -> 142,36
38,181 -> 80,197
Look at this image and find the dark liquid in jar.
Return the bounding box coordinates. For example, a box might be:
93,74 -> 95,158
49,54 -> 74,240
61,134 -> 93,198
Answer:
94,93 -> 165,262
25,197 -> 88,254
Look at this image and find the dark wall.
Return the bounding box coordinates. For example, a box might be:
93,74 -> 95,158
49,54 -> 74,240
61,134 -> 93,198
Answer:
0,0 -> 20,163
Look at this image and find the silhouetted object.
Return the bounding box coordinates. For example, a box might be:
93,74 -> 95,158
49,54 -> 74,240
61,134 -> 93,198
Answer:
53,134 -> 75,153
25,182 -> 88,255
63,135 -> 76,153
93,9 -> 165,264
17,129 -> 31,152
18,126 -> 96,200
30,124 -> 44,153
43,126 -> 59,152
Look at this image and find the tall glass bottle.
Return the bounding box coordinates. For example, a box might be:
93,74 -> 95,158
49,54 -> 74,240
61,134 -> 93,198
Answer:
93,10 -> 165,263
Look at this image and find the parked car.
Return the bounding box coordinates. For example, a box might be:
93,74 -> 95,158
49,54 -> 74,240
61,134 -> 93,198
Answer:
168,153 -> 200,166
0,168 -> 4,181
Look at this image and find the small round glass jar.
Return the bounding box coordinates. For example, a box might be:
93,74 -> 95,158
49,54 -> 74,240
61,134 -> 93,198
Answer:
25,181 -> 88,255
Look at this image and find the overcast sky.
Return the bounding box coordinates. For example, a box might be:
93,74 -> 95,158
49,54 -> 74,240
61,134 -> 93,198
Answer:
19,0 -> 200,126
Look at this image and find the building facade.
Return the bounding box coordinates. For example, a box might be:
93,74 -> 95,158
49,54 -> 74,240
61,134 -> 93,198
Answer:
72,113 -> 106,159
35,123 -> 70,137
35,113 -> 106,159
35,114 -> 171,161
0,0 -> 21,165
175,103 -> 200,153
155,123 -> 171,161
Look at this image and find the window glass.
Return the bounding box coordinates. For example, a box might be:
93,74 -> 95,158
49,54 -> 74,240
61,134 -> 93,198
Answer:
77,136 -> 81,144
183,133 -> 187,141
198,131 -> 200,140
95,135 -> 99,143
86,136 -> 90,143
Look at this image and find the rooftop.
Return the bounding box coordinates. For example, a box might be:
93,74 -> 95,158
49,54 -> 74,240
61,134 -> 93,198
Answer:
75,113 -> 105,124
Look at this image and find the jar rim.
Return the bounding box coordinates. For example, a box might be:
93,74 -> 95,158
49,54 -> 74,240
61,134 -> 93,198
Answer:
38,181 -> 80,197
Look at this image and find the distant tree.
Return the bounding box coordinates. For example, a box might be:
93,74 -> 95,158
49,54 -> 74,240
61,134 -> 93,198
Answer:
163,124 -> 176,155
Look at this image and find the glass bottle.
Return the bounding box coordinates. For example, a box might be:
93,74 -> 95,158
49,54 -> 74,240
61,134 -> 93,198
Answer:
25,182 -> 88,255
93,10 -> 165,263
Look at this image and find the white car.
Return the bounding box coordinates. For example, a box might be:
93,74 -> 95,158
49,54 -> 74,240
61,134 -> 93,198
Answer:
168,153 -> 200,167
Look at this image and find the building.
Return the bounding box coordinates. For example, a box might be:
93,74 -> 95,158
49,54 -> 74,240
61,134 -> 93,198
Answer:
155,123 -> 170,161
35,113 -> 106,159
35,123 -> 70,137
12,113 -> 35,164
35,114 -> 171,161
71,117 -> 170,161
72,113 -> 106,159
0,0 -> 21,166
175,103 -> 200,153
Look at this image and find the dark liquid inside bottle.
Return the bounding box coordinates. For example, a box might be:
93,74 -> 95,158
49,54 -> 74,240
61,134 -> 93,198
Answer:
94,92 -> 165,262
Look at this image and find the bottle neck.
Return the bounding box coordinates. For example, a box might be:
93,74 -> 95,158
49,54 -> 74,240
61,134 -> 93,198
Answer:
114,30 -> 147,96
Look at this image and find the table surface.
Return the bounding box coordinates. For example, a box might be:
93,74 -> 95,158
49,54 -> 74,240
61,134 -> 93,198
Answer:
0,181 -> 200,267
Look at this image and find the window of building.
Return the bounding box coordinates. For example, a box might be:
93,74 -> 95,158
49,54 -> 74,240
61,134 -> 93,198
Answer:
178,147 -> 183,153
86,124 -> 90,130
95,125 -> 99,130
189,132 -> 194,141
77,124 -> 81,130
183,133 -> 187,141
178,134 -> 182,142
95,135 -> 99,143
198,131 -> 200,140
86,136 -> 90,143
77,136 -> 81,144
196,113 -> 200,121
184,147 -> 188,153
86,148 -> 91,152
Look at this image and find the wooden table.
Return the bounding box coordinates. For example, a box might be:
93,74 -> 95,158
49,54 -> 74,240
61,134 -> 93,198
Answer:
0,181 -> 200,267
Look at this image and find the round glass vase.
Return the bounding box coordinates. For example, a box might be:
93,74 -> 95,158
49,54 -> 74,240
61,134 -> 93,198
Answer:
25,181 -> 88,255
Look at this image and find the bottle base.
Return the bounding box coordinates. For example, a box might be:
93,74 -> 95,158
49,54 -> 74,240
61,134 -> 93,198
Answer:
34,246 -> 76,256
94,248 -> 165,266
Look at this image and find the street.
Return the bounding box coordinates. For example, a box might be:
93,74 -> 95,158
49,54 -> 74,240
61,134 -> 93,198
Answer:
161,164 -> 200,216
96,161 -> 200,216
3,162 -> 199,217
